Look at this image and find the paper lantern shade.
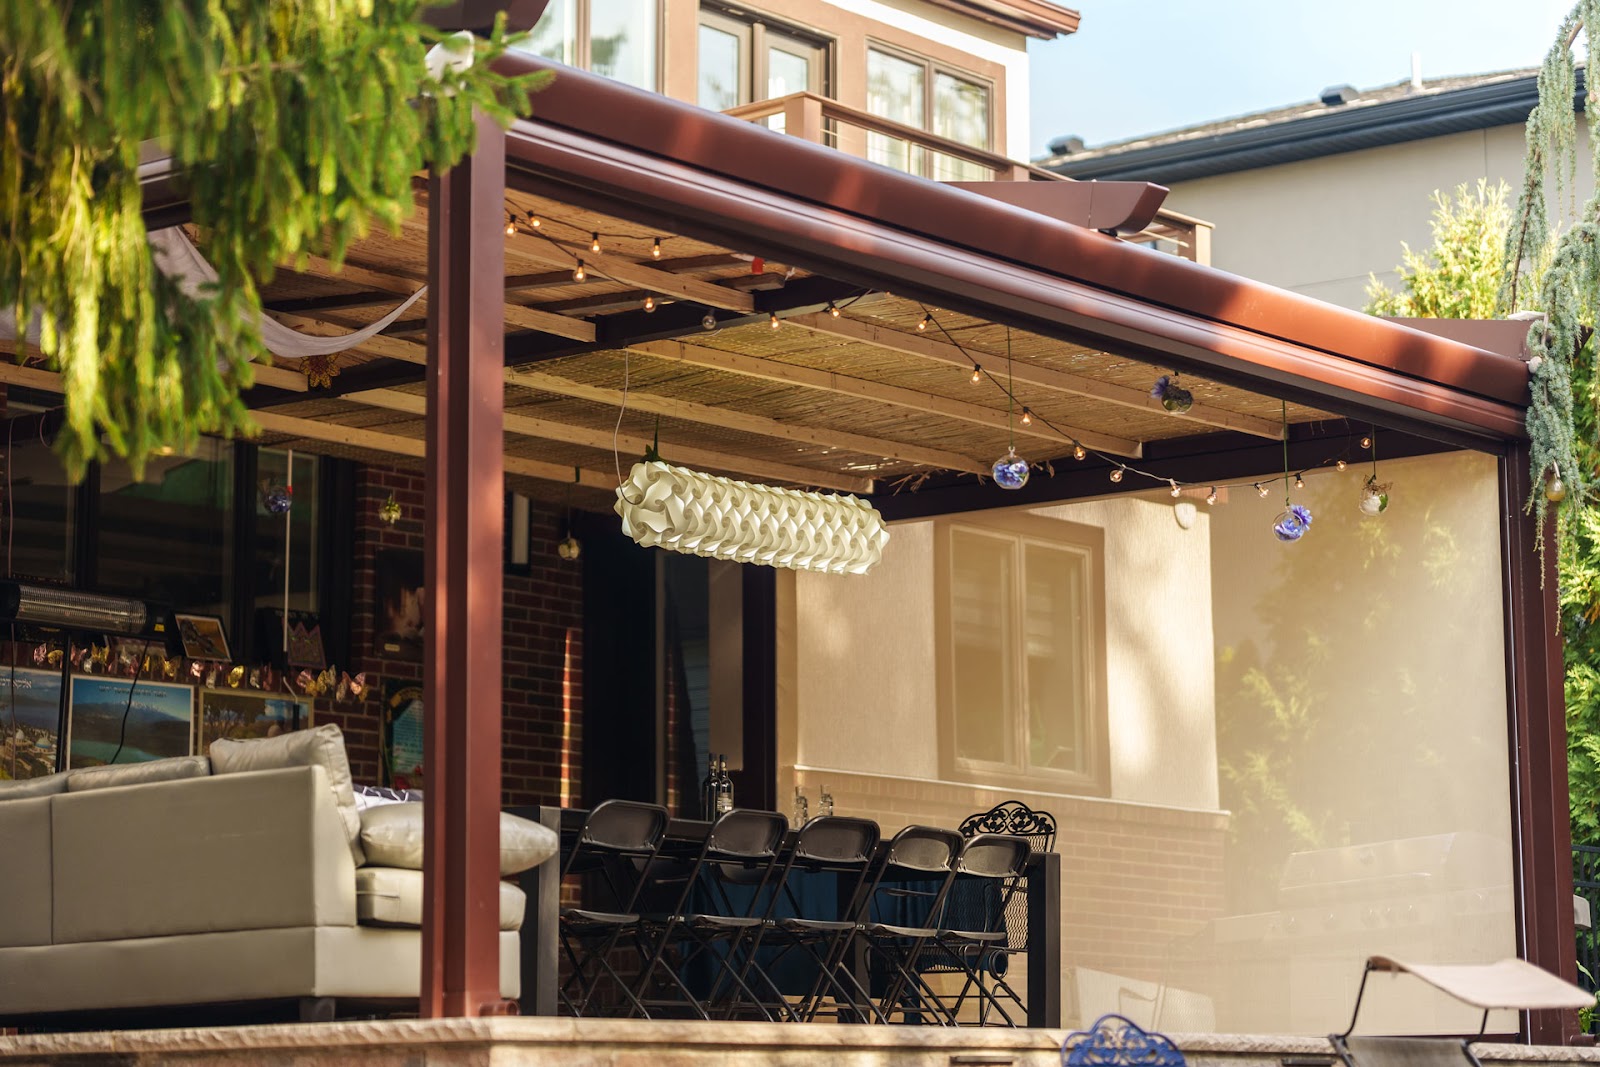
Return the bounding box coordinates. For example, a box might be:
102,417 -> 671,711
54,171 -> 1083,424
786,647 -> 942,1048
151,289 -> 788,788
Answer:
614,461 -> 890,575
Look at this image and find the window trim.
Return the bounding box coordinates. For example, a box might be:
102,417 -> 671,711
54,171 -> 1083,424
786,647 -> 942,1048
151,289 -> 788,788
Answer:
864,39 -> 995,154
696,2 -> 834,110
933,511 -> 1110,797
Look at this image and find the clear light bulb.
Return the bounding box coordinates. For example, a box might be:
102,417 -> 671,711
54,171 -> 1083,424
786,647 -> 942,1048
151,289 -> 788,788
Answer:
1170,482 -> 1181,498
828,303 -> 841,318
1206,487 -> 1218,505
1020,408 -> 1032,426
643,294 -> 656,312
769,312 -> 780,329
1110,468 -> 1124,483
1073,444 -> 1086,461
651,238 -> 662,259
970,365 -> 982,384
572,261 -> 585,282
590,232 -> 601,253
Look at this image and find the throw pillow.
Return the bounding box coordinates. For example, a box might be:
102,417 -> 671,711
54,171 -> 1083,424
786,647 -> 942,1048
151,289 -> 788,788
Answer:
359,802 -> 557,876
210,723 -> 363,864
0,772 -> 70,800
68,754 -> 210,792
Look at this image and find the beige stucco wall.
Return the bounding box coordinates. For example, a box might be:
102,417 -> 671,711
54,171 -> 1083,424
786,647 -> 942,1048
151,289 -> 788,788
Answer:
1162,123 -> 1595,309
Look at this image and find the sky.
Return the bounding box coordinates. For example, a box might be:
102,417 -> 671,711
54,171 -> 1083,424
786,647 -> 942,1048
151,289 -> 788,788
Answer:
1028,0 -> 1577,158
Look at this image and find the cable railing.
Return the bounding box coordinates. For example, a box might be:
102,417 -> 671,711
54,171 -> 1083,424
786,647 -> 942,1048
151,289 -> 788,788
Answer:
720,92 -> 1212,264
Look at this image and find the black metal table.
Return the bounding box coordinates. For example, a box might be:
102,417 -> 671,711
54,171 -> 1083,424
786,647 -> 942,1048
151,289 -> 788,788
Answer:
511,805 -> 1061,1027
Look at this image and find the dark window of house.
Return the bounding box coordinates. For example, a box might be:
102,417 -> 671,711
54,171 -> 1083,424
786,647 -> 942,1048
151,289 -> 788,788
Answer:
3,416 -> 75,585
255,448 -> 320,616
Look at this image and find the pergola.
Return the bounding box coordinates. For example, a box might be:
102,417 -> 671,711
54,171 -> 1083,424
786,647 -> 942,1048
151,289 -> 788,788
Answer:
9,44 -> 1567,1039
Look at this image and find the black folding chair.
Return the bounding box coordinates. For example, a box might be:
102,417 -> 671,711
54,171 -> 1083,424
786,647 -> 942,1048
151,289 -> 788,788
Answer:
557,799 -> 670,1017
855,824 -> 966,1025
932,833 -> 1032,1026
735,815 -> 882,1023
632,807 -> 791,1021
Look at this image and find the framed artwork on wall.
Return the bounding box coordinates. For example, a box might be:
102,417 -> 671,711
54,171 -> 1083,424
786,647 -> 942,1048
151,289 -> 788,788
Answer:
197,689 -> 314,753
67,676 -> 194,768
382,678 -> 424,790
374,549 -> 424,658
0,668 -> 64,780
174,613 -> 231,662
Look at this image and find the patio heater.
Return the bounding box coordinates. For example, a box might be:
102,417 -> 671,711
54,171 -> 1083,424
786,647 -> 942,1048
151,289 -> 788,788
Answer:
0,581 -> 178,774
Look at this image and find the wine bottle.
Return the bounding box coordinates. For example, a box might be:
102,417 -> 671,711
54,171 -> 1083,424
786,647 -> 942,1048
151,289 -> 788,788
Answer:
715,754 -> 734,814
700,753 -> 718,820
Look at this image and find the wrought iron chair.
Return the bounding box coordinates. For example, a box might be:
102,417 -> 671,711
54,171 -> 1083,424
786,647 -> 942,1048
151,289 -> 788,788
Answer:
557,799 -> 670,1017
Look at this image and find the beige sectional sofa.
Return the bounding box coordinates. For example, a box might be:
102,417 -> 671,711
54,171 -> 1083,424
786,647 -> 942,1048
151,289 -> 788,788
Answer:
0,726 -> 536,1022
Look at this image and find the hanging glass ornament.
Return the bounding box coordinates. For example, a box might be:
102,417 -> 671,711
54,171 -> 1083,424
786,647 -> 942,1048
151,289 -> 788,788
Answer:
557,535 -> 583,561
1272,504 -> 1314,542
1151,374 -> 1193,414
1359,476 -> 1392,516
263,483 -> 294,514
992,447 -> 1031,490
1547,468 -> 1567,503
378,494 -> 402,526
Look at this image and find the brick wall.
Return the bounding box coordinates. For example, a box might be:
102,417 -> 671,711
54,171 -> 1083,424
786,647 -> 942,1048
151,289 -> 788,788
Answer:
324,464 -> 583,807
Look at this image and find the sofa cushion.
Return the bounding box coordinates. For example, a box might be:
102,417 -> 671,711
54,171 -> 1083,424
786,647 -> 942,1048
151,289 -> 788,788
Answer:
67,754 -> 210,792
354,866 -> 525,931
210,724 -> 363,865
358,803 -> 557,877
0,795 -> 54,947
0,772 -> 70,800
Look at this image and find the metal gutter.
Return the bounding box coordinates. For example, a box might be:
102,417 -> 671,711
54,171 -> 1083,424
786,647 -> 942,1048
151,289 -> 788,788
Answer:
497,56 -> 1529,443
1044,72 -> 1566,184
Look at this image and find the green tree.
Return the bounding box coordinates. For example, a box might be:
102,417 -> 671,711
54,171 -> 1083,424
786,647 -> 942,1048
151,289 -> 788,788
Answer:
1,4 -> 546,477
1365,180 -> 1515,318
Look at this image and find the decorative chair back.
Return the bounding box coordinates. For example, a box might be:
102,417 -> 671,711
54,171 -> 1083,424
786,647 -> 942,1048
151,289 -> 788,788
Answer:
1061,1012 -> 1187,1067
959,801 -> 1057,854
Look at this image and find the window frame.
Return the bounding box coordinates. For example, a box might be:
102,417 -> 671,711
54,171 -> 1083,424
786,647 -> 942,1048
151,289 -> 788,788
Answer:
696,3 -> 833,112
529,0 -> 665,92
933,511 -> 1109,796
864,39 -> 995,154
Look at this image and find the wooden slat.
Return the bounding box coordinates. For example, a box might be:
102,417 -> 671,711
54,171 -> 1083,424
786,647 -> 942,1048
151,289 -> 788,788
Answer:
501,302 -> 597,342
251,364 -> 309,392
0,358 -> 304,394
348,388 -> 872,493
788,312 -> 1284,440
252,410 -> 617,489
511,244 -> 756,313
505,367 -> 992,475
625,339 -> 1144,458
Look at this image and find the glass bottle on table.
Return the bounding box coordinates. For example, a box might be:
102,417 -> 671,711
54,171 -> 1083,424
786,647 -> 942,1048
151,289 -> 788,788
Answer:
700,752 -> 719,820
818,784 -> 833,818
715,754 -> 734,814
793,785 -> 809,825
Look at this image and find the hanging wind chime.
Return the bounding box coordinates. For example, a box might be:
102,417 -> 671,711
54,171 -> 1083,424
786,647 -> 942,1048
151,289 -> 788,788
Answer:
1272,402 -> 1312,542
992,328 -> 1030,490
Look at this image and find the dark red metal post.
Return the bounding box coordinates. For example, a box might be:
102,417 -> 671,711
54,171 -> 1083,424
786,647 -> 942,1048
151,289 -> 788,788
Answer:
1501,443 -> 1577,1045
421,112 -> 507,1018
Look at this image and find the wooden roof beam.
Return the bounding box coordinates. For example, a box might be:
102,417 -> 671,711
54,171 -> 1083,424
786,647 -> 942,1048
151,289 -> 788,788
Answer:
509,244 -> 756,313
786,312 -> 1284,440
347,388 -> 873,493
624,338 -> 1144,459
505,366 -> 992,476
252,410 -> 617,489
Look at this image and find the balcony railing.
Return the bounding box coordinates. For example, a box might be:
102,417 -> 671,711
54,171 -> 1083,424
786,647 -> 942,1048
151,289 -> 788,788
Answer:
721,92 -> 1212,265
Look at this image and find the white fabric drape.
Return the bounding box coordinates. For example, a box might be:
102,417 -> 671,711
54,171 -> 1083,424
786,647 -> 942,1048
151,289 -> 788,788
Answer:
1,228 -> 426,360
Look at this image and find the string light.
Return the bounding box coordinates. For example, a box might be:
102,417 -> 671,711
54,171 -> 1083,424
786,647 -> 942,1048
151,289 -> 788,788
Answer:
651,237 -> 662,259
572,260 -> 586,283
701,311 -> 718,330
529,214 -> 541,229
1020,407 -> 1033,426
970,364 -> 982,384
1206,487 -> 1218,505
769,312 -> 781,330
1295,474 -> 1305,489
1336,459 -> 1348,471
827,302 -> 841,318
917,314 -> 931,332
1169,481 -> 1181,498
642,294 -> 656,313
590,232 -> 602,254
504,216 -> 517,237
1110,468 -> 1124,483
1360,435 -> 1373,450
1256,483 -> 1269,497
1073,443 -> 1086,461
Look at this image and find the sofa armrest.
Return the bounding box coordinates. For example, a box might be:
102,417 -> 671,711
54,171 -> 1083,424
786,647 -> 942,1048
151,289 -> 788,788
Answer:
52,765 -> 357,945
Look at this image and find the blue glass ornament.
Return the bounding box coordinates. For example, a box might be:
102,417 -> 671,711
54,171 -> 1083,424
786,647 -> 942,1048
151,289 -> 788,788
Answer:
1272,504 -> 1313,542
992,447 -> 1030,490
264,484 -> 294,514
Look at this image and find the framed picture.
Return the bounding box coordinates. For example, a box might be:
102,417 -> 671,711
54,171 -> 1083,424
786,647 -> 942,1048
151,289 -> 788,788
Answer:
67,676 -> 194,768
197,689 -> 313,753
381,678 -> 424,790
374,549 -> 425,657
174,613 -> 232,662
0,668 -> 64,781
286,615 -> 327,670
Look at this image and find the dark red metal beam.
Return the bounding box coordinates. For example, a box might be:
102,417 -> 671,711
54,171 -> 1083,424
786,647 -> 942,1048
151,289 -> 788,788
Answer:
494,56 -> 1530,417
1500,443 -> 1576,1045
421,112 -> 507,1019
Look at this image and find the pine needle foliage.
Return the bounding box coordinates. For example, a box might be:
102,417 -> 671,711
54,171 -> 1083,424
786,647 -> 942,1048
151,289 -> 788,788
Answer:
0,3 -> 547,477
1367,180 -> 1517,319
1502,0 -> 1600,535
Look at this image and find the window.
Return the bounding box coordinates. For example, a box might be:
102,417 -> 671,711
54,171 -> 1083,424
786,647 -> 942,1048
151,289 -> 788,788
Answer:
937,514 -> 1107,794
518,0 -> 659,91
866,45 -> 991,180
697,6 -> 829,133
